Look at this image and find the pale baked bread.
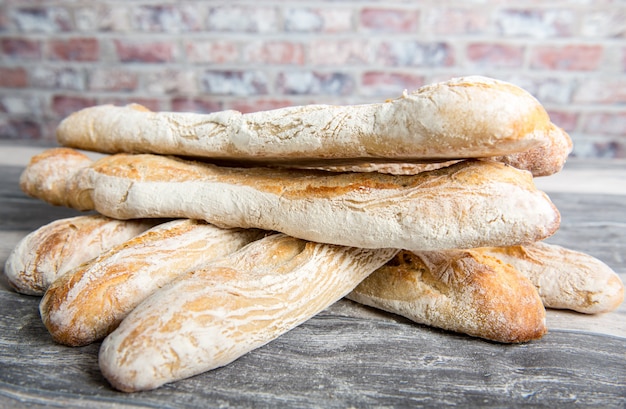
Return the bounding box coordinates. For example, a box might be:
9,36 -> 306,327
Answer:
20,148 -> 561,251
56,76 -> 556,163
98,234 -> 397,392
40,219 -> 266,346
273,124 -> 572,178
4,215 -> 157,295
479,242 -> 624,314
347,250 -> 547,343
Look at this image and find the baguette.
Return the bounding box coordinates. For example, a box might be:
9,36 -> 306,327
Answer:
479,242 -> 624,314
273,124 -> 571,177
4,215 -> 157,295
20,148 -> 561,251
56,76 -> 556,163
98,234 -> 397,392
21,148 -> 560,250
347,250 -> 547,343
40,219 -> 266,346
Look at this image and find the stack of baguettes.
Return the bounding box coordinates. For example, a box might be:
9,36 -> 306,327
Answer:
5,76 -> 624,392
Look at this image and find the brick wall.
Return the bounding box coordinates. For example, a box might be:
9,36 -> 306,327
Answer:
1,0 -> 625,158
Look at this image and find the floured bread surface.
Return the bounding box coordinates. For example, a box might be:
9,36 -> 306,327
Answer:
98,234 -> 397,392
40,219 -> 266,346
348,250 -> 547,343
480,242 -> 624,314
4,215 -> 157,295
21,149 -> 561,251
56,76 -> 556,162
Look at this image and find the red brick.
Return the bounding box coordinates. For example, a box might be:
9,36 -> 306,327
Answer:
31,67 -> 84,90
425,8 -> 489,35
530,45 -> 603,71
466,43 -> 525,69
0,67 -> 28,88
171,98 -> 222,114
581,112 -> 626,136
50,95 -> 97,118
496,9 -> 575,37
228,99 -> 295,114
546,110 -> 579,133
360,8 -> 419,32
376,41 -> 454,67
0,118 -> 41,140
132,5 -> 202,32
309,40 -> 371,66
276,71 -> 354,95
88,69 -> 138,92
207,6 -> 278,33
243,41 -> 305,65
48,38 -> 99,62
361,72 -> 425,97
185,40 -> 239,64
573,79 -> 626,104
201,71 -> 269,95
114,39 -> 176,63
10,7 -> 73,32
1,38 -> 42,60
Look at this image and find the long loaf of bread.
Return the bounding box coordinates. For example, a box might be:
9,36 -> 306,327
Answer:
40,219 -> 266,346
56,76 -> 556,163
278,124 -> 572,177
479,242 -> 624,314
4,215 -> 157,295
20,148 -> 560,251
347,250 -> 547,343
98,234 -> 397,392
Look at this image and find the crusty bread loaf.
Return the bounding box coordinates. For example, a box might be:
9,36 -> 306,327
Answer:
20,148 -> 561,251
40,219 -> 266,346
347,250 -> 547,343
98,234 -> 397,392
4,215 -> 157,295
56,76 -> 557,163
479,242 -> 624,314
274,124 -> 572,178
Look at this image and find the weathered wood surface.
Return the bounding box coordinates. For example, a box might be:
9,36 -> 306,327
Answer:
1,144 -> 625,408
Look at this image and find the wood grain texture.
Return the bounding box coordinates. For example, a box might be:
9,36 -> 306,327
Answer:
0,145 -> 624,408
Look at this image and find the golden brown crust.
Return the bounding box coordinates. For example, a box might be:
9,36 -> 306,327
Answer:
40,219 -> 266,346
348,250 -> 547,343
4,215 -> 157,295
479,242 -> 624,314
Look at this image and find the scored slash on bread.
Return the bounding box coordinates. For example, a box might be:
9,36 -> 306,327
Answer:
478,242 -> 624,314
40,219 -> 267,347
20,148 -> 561,252
348,249 -> 548,344
55,76 -> 569,176
98,234 -> 398,392
4,215 -> 158,295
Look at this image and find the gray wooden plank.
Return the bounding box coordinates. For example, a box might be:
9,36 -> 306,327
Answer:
0,290 -> 624,409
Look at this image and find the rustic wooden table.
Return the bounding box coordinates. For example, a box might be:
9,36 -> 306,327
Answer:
1,142 -> 625,408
